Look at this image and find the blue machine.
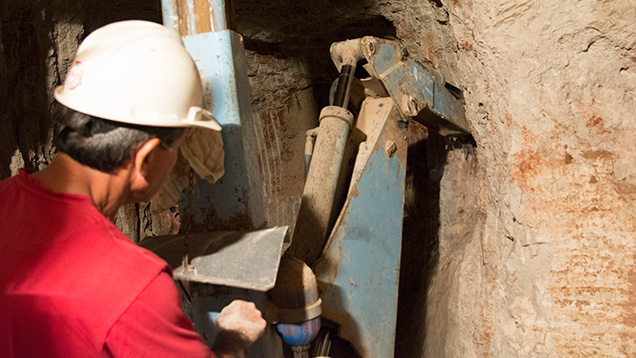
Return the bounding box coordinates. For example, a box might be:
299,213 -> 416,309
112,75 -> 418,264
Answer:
285,37 -> 470,357
152,2 -> 470,357
162,0 -> 265,231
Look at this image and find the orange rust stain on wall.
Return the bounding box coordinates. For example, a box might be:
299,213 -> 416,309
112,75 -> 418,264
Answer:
623,265 -> 636,328
424,34 -> 440,68
586,115 -> 603,128
510,126 -> 542,185
504,113 -> 512,128
510,148 -> 541,184
474,272 -> 497,358
575,101 -> 610,135
586,115 -> 608,134
458,36 -> 472,50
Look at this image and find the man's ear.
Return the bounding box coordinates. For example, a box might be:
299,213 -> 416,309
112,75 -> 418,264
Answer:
130,138 -> 162,185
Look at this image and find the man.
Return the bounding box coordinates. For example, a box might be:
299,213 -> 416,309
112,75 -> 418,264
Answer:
0,20 -> 265,357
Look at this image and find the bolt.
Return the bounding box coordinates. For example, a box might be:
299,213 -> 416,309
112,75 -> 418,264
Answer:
406,96 -> 419,116
401,47 -> 409,61
386,141 -> 397,158
366,39 -> 377,56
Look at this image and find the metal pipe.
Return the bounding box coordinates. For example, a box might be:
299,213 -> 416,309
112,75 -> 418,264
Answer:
332,64 -> 355,109
288,106 -> 354,264
288,41 -> 363,264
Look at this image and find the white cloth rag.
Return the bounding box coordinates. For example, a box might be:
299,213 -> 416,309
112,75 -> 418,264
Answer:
151,128 -> 225,211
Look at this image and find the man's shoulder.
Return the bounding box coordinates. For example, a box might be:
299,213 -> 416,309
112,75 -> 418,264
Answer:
0,171 -> 23,191
0,214 -> 173,355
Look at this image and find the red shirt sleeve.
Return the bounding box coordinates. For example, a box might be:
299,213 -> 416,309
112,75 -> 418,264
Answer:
104,271 -> 216,358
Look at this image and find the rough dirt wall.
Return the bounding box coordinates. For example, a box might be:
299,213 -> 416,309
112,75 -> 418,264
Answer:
0,1 -> 80,179
0,1 -> 168,241
412,1 -> 636,357
0,1 -> 162,179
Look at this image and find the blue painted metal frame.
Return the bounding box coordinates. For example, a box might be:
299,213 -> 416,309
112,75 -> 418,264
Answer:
314,99 -> 407,357
369,40 -> 468,135
330,37 -> 469,136
179,31 -> 265,230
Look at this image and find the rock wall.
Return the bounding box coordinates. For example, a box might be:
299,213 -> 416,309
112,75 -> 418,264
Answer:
417,1 -> 636,357
0,1 -> 161,180
0,1 -> 163,240
0,1 -> 77,179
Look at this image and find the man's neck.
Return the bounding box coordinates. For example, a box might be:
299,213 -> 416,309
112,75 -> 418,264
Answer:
30,153 -> 131,220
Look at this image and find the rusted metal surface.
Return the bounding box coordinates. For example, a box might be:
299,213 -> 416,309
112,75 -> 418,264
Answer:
176,26 -> 265,231
162,0 -> 228,36
314,98 -> 407,358
330,36 -> 470,136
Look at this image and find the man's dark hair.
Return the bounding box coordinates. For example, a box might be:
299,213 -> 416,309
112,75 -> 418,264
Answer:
54,106 -> 185,173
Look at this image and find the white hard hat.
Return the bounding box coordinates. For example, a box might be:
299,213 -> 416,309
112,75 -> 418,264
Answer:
54,20 -> 221,131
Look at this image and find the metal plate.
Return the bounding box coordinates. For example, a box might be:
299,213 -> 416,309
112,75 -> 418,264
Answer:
181,30 -> 265,230
139,226 -> 288,291
314,99 -> 407,357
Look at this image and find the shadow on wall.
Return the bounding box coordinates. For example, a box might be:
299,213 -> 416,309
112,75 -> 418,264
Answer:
0,1 -> 162,180
230,0 -> 397,108
395,124 -> 447,358
0,4 -> 59,180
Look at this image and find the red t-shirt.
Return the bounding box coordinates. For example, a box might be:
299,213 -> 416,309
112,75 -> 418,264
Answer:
0,170 -> 216,357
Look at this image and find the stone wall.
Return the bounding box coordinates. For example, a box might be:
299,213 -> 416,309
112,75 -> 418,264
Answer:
0,1 -> 161,180
420,1 -> 636,357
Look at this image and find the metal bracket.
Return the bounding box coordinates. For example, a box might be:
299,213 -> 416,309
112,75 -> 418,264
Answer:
314,98 -> 407,357
330,37 -> 471,136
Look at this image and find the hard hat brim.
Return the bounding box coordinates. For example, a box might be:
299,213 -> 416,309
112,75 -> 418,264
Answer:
187,107 -> 223,131
54,85 -> 222,132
